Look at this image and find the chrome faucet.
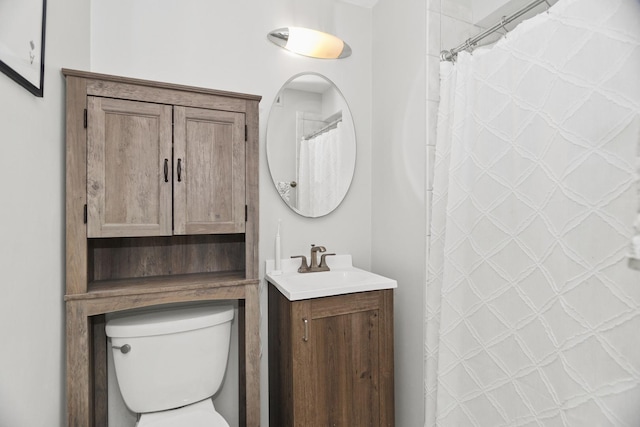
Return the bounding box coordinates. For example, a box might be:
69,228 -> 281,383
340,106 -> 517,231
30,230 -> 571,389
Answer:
292,244 -> 336,273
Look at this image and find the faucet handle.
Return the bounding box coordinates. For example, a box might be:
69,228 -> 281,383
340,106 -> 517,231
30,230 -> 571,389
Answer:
291,255 -> 309,273
319,253 -> 336,269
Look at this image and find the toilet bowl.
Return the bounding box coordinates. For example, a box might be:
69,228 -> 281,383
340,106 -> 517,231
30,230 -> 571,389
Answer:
105,302 -> 234,427
136,399 -> 228,427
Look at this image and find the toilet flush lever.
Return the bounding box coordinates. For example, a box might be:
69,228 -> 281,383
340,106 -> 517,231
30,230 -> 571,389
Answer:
113,344 -> 131,354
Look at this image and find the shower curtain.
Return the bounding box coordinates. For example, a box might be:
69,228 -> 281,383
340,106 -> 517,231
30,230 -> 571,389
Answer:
297,123 -> 342,216
426,0 -> 640,425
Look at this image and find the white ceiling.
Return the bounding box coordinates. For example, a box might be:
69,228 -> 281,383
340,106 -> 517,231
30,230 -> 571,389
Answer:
340,0 -> 379,8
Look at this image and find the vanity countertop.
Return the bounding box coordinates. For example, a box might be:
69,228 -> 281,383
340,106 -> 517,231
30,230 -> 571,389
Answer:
265,255 -> 397,301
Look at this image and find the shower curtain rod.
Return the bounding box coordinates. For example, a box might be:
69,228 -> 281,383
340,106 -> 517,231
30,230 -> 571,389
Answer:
304,117 -> 342,141
441,0 -> 551,62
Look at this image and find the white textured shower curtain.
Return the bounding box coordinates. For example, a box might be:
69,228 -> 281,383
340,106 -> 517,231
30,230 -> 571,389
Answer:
426,0 -> 640,425
297,123 -> 342,216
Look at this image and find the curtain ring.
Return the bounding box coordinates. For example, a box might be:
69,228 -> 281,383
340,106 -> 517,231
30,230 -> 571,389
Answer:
500,16 -> 509,36
465,38 -> 473,53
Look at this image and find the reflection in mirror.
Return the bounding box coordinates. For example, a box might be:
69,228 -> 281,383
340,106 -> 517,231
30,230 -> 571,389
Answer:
267,73 -> 356,217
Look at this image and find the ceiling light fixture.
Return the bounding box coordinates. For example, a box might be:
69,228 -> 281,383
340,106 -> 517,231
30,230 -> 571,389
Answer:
267,27 -> 352,59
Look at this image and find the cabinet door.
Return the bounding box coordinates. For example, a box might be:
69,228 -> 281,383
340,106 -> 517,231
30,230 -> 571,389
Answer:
294,291 -> 394,427
87,97 -> 173,238
173,106 -> 246,235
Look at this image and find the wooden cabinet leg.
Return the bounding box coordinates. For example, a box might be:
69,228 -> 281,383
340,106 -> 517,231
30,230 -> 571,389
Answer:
245,284 -> 261,427
92,315 -> 108,427
239,284 -> 261,427
66,302 -> 92,427
239,298 -> 246,427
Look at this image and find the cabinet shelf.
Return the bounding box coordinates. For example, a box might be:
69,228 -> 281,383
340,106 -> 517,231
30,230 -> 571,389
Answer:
65,271 -> 255,301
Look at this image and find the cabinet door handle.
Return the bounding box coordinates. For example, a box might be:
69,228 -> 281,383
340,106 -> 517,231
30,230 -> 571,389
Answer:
177,158 -> 182,182
163,159 -> 169,182
302,318 -> 309,342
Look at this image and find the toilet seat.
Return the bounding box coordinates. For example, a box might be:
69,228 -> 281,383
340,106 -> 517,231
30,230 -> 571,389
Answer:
136,399 -> 229,427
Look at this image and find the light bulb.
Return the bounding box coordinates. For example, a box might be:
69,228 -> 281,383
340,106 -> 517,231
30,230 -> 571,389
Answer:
268,27 -> 352,59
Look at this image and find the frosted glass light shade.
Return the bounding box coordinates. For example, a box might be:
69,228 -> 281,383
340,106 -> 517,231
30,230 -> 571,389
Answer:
268,27 -> 352,59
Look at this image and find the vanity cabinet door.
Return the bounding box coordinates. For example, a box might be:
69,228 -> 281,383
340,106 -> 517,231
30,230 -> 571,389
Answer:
87,97 -> 173,238
269,287 -> 395,427
173,106 -> 246,235
303,295 -> 383,426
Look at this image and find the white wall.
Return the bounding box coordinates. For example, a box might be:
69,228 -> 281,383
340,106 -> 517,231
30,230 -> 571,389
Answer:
371,0 -> 427,425
473,0 -> 516,24
0,1 -> 90,426
471,0 -> 558,27
90,1 -> 372,425
90,0 -> 373,263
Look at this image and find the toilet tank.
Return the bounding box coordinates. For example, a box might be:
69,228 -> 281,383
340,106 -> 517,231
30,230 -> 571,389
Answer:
105,302 -> 234,414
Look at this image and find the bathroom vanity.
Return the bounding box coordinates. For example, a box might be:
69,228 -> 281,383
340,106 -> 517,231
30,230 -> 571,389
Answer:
266,256 -> 396,426
63,69 -> 261,427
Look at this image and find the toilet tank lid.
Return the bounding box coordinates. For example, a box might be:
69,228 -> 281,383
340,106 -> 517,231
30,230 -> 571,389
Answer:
105,303 -> 234,338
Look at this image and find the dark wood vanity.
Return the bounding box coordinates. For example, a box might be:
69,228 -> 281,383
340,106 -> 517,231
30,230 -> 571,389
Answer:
268,285 -> 395,426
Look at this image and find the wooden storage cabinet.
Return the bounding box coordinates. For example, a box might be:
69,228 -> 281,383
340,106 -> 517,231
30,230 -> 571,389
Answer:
268,286 -> 395,427
87,97 -> 246,238
64,69 -> 261,427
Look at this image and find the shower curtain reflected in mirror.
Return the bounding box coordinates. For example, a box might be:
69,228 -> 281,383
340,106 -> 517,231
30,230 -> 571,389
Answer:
426,0 -> 640,425
297,123 -> 342,217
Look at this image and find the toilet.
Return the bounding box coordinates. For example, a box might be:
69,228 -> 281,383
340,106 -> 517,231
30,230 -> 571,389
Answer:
105,302 -> 234,427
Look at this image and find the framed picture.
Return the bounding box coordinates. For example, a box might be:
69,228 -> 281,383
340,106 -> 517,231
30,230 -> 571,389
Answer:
0,0 -> 47,97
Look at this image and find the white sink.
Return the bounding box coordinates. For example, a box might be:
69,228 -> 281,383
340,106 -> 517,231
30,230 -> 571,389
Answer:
265,254 -> 397,301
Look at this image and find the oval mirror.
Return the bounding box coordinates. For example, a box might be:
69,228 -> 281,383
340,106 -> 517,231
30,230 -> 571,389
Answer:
266,73 -> 356,217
